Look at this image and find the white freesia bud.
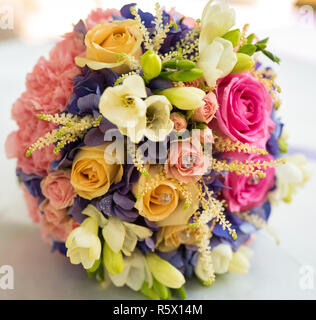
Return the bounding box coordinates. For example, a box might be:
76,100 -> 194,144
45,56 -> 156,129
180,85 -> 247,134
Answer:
269,153 -> 310,205
108,250 -> 153,291
160,87 -> 205,110
65,217 -> 101,269
199,0 -> 236,53
146,252 -> 185,289
197,37 -> 237,88
211,244 -> 233,274
228,246 -> 253,274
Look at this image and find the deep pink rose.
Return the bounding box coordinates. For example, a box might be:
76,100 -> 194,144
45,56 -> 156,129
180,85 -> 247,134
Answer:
165,139 -> 210,183
85,8 -> 121,29
192,92 -> 218,124
39,200 -> 79,242
41,170 -> 76,209
21,185 -> 41,224
212,73 -> 274,148
223,152 -> 275,213
170,113 -> 187,132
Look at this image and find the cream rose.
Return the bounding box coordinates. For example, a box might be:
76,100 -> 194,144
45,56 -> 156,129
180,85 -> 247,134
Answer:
156,223 -> 202,252
133,165 -> 199,226
75,20 -> 142,73
70,143 -> 123,200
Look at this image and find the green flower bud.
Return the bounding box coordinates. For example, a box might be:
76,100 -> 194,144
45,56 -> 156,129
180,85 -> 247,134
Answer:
153,278 -> 170,300
223,29 -> 241,47
238,44 -> 257,56
162,59 -> 196,71
140,282 -> 161,300
141,50 -> 162,82
159,87 -> 205,110
232,53 -> 255,73
87,257 -> 101,274
159,68 -> 203,82
103,242 -> 124,275
174,285 -> 186,300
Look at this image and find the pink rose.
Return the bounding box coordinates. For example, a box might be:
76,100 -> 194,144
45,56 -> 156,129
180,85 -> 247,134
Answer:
192,92 -> 218,124
199,127 -> 214,144
41,170 -> 76,209
211,73 -> 275,148
39,200 -> 79,242
223,152 -> 275,213
85,8 -> 121,29
165,139 -> 210,183
170,113 -> 187,132
21,185 -> 41,224
167,8 -> 196,28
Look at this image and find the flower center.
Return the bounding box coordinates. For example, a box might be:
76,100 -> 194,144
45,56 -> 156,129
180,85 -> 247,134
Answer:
121,94 -> 136,108
158,192 -> 172,205
182,153 -> 198,169
248,175 -> 260,185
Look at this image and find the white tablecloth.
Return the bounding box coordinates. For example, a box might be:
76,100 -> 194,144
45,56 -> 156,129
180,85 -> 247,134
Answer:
0,3 -> 316,299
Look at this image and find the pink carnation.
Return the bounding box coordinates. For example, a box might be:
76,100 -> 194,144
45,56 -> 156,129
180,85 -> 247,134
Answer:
85,8 -> 121,29
21,185 -> 41,224
223,152 -> 275,213
211,73 -> 275,148
40,170 -> 76,210
165,139 -> 210,183
39,200 -> 79,242
5,111 -> 60,177
192,92 -> 218,124
25,31 -> 85,115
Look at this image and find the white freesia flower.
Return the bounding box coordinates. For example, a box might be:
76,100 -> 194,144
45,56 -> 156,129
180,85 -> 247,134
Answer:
108,249 -> 153,291
83,205 -> 152,256
269,153 -> 310,205
65,217 -> 101,269
195,244 -> 252,280
197,37 -> 237,88
99,75 -> 147,139
199,0 -> 236,53
211,244 -> 233,274
102,216 -> 153,256
197,0 -> 237,87
143,95 -> 173,142
119,95 -> 174,142
228,246 -> 253,274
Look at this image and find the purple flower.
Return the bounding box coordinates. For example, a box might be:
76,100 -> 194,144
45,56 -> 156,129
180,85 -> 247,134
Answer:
16,169 -> 44,204
120,3 -> 155,28
266,109 -> 283,157
210,201 -> 271,251
157,246 -> 199,278
67,67 -> 118,116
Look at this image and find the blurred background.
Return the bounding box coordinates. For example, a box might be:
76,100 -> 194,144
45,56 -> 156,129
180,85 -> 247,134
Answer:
0,0 -> 315,299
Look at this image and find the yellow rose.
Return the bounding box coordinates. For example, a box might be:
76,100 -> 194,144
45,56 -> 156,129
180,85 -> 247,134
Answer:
70,143 -> 123,200
75,20 -> 142,73
133,166 -> 199,226
156,223 -> 203,252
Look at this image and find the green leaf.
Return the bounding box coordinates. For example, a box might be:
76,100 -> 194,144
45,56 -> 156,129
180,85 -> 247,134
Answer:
247,33 -> 256,44
222,29 -> 241,47
173,285 -> 186,300
238,44 -> 257,56
261,49 -> 281,64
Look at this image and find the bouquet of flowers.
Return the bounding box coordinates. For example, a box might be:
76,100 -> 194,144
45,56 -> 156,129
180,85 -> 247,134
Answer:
5,1 -> 309,300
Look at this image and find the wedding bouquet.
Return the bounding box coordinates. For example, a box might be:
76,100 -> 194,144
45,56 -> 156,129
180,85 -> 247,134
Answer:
5,1 -> 309,300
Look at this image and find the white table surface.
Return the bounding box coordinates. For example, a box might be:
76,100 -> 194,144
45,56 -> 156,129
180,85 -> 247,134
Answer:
0,2 -> 316,299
